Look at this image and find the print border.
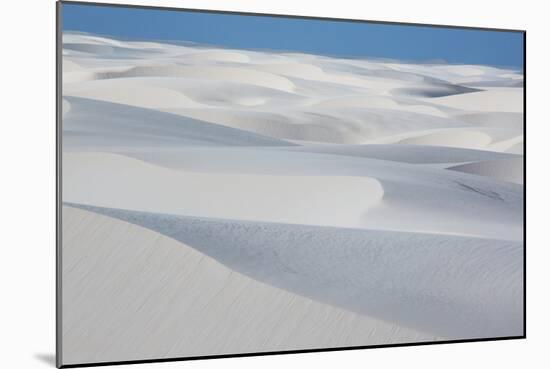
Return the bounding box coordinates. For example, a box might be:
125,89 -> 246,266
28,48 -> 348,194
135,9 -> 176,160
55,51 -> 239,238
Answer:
56,1 -> 526,367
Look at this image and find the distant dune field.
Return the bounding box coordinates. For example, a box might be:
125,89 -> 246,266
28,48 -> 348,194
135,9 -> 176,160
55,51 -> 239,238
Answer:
61,33 -> 524,365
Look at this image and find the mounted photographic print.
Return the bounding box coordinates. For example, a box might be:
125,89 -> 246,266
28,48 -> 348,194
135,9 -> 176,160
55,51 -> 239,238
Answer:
57,1 -> 525,367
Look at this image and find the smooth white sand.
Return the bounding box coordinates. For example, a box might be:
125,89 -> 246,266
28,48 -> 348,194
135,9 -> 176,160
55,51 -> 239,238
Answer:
63,150 -> 522,241
62,206 -> 438,364
63,151 -> 384,230
74,203 -> 523,339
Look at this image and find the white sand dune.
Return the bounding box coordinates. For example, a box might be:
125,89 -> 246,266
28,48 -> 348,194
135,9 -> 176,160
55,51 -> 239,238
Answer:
397,129 -> 492,149
447,157 -> 524,184
63,151 -> 384,230
61,32 -> 524,364
390,83 -> 480,98
453,111 -> 523,129
63,150 -> 522,241
65,203 -> 523,341
63,206 -> 436,365
179,49 -> 252,63
62,96 -> 293,149
167,107 -> 474,145
92,65 -> 297,93
63,90 -> 521,149
65,78 -> 207,109
430,88 -> 523,113
380,62 -> 522,86
280,143 -> 519,164
63,32 -> 523,150
364,126 -> 521,152
311,95 -> 448,117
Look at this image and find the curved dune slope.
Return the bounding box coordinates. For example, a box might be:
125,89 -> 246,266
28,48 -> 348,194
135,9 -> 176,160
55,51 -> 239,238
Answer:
63,206 -> 436,365
63,96 -> 293,149
66,203 -> 523,341
63,152 -> 384,230
63,151 -> 522,240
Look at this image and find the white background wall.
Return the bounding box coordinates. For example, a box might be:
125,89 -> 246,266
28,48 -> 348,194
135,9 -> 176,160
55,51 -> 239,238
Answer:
0,0 -> 547,368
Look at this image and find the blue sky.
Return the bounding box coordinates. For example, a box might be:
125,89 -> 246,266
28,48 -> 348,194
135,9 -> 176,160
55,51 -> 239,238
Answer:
62,3 -> 524,69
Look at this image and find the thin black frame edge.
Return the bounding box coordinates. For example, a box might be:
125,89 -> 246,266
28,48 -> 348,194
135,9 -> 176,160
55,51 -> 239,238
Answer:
59,336 -> 526,369
56,0 -> 63,368
55,1 -> 527,368
522,30 -> 527,339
